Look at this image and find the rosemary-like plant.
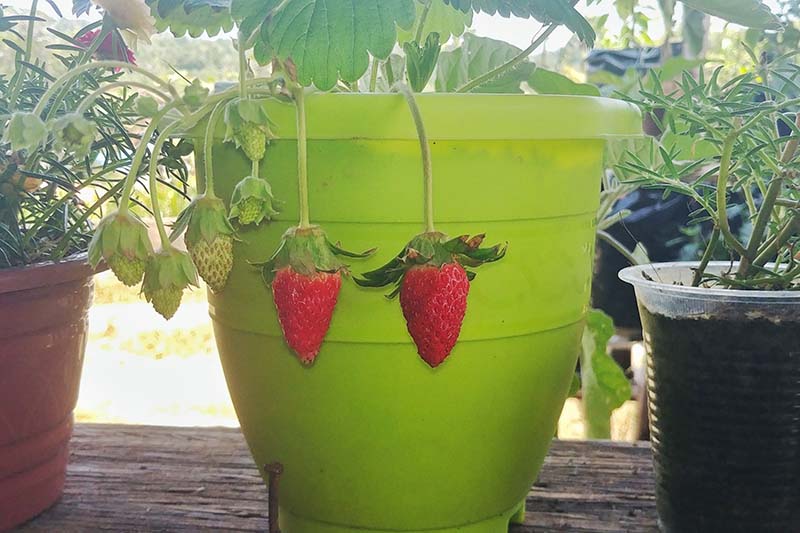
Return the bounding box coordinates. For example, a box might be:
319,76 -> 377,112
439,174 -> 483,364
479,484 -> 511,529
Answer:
617,55 -> 800,290
0,4 -> 189,268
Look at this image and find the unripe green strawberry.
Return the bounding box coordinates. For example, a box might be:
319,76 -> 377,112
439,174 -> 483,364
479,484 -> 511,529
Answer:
88,210 -> 153,287
229,175 -> 278,226
3,112 -> 47,153
173,194 -> 237,293
186,234 -> 234,292
106,254 -> 146,287
147,285 -> 183,320
237,197 -> 263,225
141,247 -> 198,320
52,113 -> 96,159
238,122 -> 267,163
224,99 -> 274,163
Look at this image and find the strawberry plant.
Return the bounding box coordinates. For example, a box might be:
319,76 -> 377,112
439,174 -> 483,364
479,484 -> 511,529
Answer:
5,0 -> 781,355
616,59 -> 800,290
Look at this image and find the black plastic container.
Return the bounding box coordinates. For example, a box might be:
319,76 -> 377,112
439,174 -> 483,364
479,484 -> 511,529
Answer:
621,263 -> 800,532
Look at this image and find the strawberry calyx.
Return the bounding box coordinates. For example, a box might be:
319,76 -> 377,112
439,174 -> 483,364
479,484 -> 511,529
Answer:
229,175 -> 279,226
259,225 -> 375,284
88,209 -> 154,286
172,194 -> 238,292
223,98 -> 275,162
356,231 -> 506,297
172,194 -> 237,247
141,246 -> 199,320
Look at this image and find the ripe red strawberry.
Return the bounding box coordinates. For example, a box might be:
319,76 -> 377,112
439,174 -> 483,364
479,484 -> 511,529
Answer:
357,231 -> 505,368
400,263 -> 470,367
260,225 -> 374,366
272,268 -> 342,364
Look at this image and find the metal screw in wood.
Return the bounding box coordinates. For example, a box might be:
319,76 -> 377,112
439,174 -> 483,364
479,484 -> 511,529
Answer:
264,462 -> 284,533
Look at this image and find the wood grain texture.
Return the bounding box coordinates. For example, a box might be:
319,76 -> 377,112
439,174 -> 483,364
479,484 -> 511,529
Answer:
18,424 -> 657,532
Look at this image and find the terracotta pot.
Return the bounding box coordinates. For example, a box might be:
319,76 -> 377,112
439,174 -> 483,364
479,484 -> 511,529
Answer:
0,255 -> 94,531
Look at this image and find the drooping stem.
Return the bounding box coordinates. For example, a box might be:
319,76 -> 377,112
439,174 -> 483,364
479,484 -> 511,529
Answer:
776,198 -> 800,209
738,115 -> 800,277
77,80 -> 171,115
456,23 -> 557,93
8,0 -> 38,109
369,57 -> 379,93
238,30 -> 248,100
42,19 -> 114,122
252,158 -> 260,178
394,83 -> 434,233
738,176 -> 783,277
118,102 -> 180,214
753,215 -> 800,268
692,227 -> 720,287
291,86 -> 311,228
148,122 -> 182,247
415,0 -> 433,43
33,60 -> 174,117
202,100 -> 228,198
597,230 -> 640,267
715,132 -> 747,257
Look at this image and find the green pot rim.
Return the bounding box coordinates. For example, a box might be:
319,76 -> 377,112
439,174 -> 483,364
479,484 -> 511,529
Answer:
206,93 -> 642,141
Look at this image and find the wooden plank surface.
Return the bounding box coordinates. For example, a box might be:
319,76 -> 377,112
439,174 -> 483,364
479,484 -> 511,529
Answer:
19,424 -> 657,532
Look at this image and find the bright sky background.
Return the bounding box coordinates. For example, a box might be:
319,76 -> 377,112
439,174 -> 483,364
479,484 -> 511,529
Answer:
5,0 -> 779,49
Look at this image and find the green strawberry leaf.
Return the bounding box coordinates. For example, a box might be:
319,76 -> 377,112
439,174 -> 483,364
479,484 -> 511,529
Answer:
327,240 -> 376,259
528,68 -> 600,96
245,0 -> 416,90
232,0 -> 279,45
397,0 -> 473,44
436,34 -> 535,93
580,309 -> 630,440
146,0 -> 235,37
442,0 -> 595,46
404,33 -> 442,92
680,0 -> 780,30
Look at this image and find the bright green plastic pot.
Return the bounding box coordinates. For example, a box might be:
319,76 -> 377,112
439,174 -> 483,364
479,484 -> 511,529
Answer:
205,94 -> 640,533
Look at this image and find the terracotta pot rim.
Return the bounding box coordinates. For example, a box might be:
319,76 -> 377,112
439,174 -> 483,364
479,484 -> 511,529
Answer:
0,253 -> 98,295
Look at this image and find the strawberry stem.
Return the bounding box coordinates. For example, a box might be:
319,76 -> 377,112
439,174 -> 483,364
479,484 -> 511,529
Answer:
238,30 -> 248,101
292,85 -> 311,229
202,100 -> 227,199
252,158 -> 260,178
77,80 -> 170,115
32,59 -> 174,118
149,121 -> 183,248
119,101 -> 180,215
394,83 -> 434,233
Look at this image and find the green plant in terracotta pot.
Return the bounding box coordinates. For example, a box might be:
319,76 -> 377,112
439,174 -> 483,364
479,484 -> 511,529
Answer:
618,53 -> 800,531
0,3 -> 190,529
17,0 -> 644,530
